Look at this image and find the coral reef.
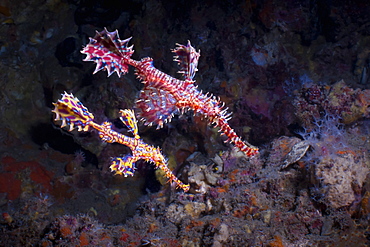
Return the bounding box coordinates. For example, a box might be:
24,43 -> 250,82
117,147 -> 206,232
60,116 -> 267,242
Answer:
294,80 -> 370,126
41,214 -> 114,246
295,114 -> 370,209
312,153 -> 369,208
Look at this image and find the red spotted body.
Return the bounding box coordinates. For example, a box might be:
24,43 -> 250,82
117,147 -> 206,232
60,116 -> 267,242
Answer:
81,28 -> 258,156
52,92 -> 189,192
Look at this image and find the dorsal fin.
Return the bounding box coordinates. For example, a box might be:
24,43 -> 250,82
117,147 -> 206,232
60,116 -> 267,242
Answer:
172,41 -> 200,81
52,92 -> 94,131
119,109 -> 139,139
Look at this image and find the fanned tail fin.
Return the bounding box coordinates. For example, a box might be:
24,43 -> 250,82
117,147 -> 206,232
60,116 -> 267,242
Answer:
135,85 -> 178,129
119,109 -> 139,138
81,28 -> 134,77
173,41 -> 200,81
52,92 -> 94,131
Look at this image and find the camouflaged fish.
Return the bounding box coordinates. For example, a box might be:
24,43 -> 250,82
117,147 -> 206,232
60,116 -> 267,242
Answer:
81,28 -> 258,156
52,92 -> 189,192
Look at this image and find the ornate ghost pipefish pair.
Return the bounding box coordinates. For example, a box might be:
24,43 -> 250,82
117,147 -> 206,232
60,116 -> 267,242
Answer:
52,28 -> 258,192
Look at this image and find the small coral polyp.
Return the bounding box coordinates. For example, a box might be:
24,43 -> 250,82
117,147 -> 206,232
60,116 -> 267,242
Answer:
52,92 -> 189,192
81,28 -> 258,157
299,114 -> 348,159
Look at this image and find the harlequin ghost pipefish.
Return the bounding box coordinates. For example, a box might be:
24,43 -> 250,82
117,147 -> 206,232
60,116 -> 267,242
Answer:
81,28 -> 258,156
52,92 -> 189,192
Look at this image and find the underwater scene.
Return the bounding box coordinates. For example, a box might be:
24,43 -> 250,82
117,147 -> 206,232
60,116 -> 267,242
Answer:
0,0 -> 370,246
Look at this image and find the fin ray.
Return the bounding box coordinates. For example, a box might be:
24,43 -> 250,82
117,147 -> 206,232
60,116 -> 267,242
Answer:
52,92 -> 94,131
81,28 -> 134,77
135,85 -> 178,128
